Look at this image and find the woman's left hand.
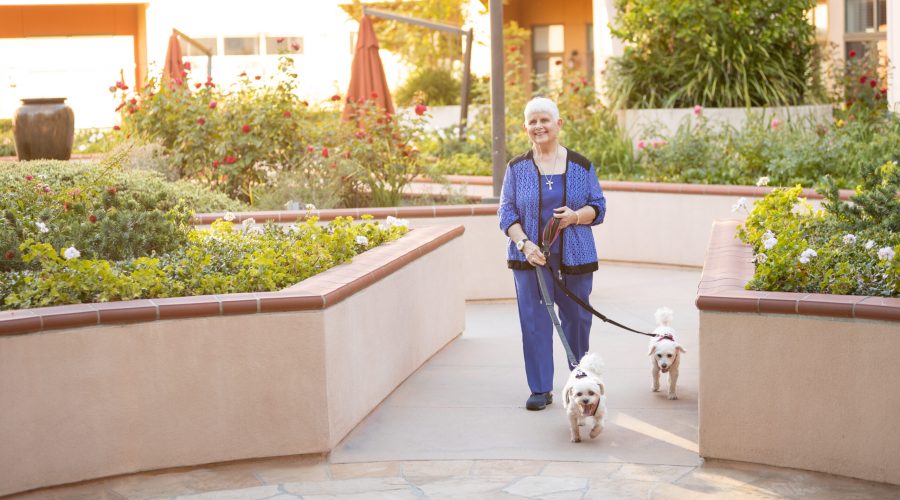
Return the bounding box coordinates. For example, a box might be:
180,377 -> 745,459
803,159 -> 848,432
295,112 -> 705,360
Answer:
553,206 -> 579,228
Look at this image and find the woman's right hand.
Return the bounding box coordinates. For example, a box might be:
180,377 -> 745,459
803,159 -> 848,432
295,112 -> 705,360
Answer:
523,241 -> 546,266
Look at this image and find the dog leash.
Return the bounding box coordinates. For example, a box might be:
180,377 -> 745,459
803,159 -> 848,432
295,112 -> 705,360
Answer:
534,259 -> 579,368
539,217 -> 656,339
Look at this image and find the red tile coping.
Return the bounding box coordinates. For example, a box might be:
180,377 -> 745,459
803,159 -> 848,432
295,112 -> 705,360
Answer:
695,220 -> 899,322
0,225 -> 465,337
193,182 -> 855,225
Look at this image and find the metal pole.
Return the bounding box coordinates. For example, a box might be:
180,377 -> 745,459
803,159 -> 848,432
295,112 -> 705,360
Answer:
173,28 -> 213,80
362,7 -> 465,35
488,0 -> 505,201
459,28 -> 474,141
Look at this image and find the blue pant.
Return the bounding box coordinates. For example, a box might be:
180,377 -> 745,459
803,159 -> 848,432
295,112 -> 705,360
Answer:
512,254 -> 593,394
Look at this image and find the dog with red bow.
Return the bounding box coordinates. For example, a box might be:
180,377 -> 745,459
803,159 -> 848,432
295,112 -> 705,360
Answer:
561,352 -> 607,443
649,307 -> 685,400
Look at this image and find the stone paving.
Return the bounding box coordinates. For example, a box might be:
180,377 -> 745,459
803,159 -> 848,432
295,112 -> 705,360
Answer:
7,264 -> 900,499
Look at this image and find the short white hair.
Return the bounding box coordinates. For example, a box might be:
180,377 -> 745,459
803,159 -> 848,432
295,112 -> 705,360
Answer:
523,97 -> 559,122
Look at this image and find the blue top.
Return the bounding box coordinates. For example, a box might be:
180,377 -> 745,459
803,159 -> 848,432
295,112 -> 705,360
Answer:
540,174 -> 564,255
498,147 -> 607,274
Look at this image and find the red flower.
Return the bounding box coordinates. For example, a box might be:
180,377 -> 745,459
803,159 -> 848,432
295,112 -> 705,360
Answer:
509,46 -> 518,52
307,145 -> 315,153
291,41 -> 300,51
555,59 -> 563,66
24,175 -> 33,181
330,94 -> 341,101
859,76 -> 867,84
212,160 -> 220,168
376,118 -> 385,125
209,101 -> 217,109
197,117 -> 206,125
63,201 -> 69,211
88,214 -> 97,223
224,155 -> 237,164
370,91 -> 379,99
194,82 -> 202,89
113,125 -> 121,131
184,62 -> 191,70
4,250 -> 14,260
355,131 -> 366,139
174,78 -> 182,86
107,186 -> 117,194
129,98 -> 137,105
283,111 -> 292,118
254,75 -> 261,80
414,104 -> 427,116
276,37 -> 285,43
241,124 -> 251,133
870,80 -> 877,88
321,147 -> 329,158
128,106 -> 137,114
239,71 -> 247,77
882,87 -> 888,95
849,50 -> 857,58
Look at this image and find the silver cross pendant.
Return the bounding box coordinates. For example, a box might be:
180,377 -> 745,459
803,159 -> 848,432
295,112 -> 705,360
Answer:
546,177 -> 554,190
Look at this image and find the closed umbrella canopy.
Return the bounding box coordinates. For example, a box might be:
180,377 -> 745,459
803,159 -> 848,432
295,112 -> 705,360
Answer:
342,15 -> 394,121
162,33 -> 185,85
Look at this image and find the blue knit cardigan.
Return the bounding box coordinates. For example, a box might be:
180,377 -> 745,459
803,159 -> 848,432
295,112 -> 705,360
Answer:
498,148 -> 606,274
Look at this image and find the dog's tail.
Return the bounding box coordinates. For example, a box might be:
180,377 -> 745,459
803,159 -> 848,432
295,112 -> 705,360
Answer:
655,307 -> 674,327
578,352 -> 605,375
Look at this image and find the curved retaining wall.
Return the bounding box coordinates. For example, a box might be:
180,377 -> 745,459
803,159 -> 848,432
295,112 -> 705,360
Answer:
696,220 -> 900,485
0,225 -> 465,497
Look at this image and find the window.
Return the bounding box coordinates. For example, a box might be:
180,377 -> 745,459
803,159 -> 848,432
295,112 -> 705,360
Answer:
183,37 -> 216,56
265,36 -> 303,55
844,0 -> 887,62
532,25 -> 564,90
224,37 -> 259,56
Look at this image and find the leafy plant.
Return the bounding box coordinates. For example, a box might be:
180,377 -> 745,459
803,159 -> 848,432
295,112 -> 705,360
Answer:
0,119 -> 14,157
606,0 -> 818,108
395,67 -> 461,106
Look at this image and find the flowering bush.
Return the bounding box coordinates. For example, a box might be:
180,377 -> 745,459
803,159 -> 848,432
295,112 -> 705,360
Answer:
737,161 -> 899,297
827,43 -> 889,119
0,155 -> 243,272
1,215 -> 408,310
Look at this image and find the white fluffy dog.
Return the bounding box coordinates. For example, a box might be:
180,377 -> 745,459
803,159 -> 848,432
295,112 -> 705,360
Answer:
649,307 -> 686,400
561,352 -> 607,443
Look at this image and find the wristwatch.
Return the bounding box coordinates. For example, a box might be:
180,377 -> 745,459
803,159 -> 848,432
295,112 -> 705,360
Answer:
516,237 -> 529,252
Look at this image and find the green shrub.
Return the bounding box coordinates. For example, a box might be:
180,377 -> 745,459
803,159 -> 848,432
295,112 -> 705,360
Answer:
0,155 -> 245,272
737,161 -> 899,297
606,0 -> 817,108
1,215 -> 408,309
73,128 -> 119,154
395,67 -> 461,106
0,119 -> 14,157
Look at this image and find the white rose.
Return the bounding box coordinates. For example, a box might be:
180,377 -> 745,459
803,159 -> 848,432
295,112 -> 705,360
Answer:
798,248 -> 817,264
356,235 -> 369,246
865,240 -> 876,250
63,246 -> 81,260
763,237 -> 778,250
754,253 -> 768,264
842,234 -> 857,245
36,222 -> 49,234
731,197 -> 749,213
877,247 -> 896,262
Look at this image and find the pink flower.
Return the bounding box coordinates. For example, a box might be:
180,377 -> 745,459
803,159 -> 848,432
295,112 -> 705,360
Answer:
113,125 -> 121,131
291,41 -> 300,51
197,117 -> 206,125
283,111 -> 292,118
371,91 -> 379,99
224,155 -> 237,164
693,105 -> 702,116
194,82 -> 202,89
306,144 -> 314,153
636,140 -> 646,150
770,117 -> 781,130
184,62 -> 191,70
107,186 -> 117,194
355,131 -> 366,139
849,50 -> 857,58
276,37 -> 285,43
24,175 -> 33,181
209,101 -> 217,109
241,124 -> 251,133
212,160 -> 220,168
414,104 -> 427,116
321,147 -> 329,158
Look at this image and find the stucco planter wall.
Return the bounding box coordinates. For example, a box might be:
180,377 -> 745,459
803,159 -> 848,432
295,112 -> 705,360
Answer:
0,225 -> 465,497
696,220 -> 900,485
213,182 -> 843,301
617,104 -> 833,146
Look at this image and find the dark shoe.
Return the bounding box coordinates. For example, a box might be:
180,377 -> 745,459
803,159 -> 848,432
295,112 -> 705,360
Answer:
526,392 -> 553,411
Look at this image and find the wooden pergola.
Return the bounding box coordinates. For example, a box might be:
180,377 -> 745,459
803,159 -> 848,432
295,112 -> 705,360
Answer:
0,2 -> 148,87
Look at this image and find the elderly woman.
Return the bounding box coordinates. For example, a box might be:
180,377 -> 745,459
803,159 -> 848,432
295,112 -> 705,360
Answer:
498,97 -> 607,411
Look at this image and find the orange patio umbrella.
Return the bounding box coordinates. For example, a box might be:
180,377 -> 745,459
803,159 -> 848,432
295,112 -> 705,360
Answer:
162,32 -> 185,85
342,15 -> 394,121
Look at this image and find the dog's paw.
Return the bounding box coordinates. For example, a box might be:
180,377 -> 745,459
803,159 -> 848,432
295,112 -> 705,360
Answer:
571,436 -> 581,443
652,385 -> 660,392
589,425 -> 603,439
668,393 -> 678,400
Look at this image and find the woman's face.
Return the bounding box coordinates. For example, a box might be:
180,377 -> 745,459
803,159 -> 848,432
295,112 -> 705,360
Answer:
524,111 -> 562,146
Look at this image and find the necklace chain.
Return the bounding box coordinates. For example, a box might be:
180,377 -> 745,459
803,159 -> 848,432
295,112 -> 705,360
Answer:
534,145 -> 560,190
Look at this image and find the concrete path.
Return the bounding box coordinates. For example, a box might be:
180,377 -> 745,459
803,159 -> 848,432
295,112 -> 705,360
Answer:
10,264 -> 900,499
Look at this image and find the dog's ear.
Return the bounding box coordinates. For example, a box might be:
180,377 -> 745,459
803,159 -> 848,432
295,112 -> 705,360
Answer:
564,386 -> 572,406
597,382 -> 605,396
676,344 -> 686,354
648,344 -> 657,356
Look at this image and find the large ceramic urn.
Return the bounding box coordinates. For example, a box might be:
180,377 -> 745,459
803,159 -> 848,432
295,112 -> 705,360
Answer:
12,97 -> 75,161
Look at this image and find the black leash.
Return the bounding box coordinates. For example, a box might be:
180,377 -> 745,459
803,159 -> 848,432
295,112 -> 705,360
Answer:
534,264 -> 579,368
538,216 -> 656,339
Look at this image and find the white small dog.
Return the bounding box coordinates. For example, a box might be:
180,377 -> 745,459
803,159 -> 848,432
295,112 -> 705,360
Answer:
648,307 -> 686,400
561,352 -> 607,443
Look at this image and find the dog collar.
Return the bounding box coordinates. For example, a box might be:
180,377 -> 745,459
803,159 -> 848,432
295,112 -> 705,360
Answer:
654,333 -> 675,343
574,369 -> 587,379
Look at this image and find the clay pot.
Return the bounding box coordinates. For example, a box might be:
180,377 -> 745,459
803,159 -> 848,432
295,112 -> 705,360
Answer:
12,98 -> 75,161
